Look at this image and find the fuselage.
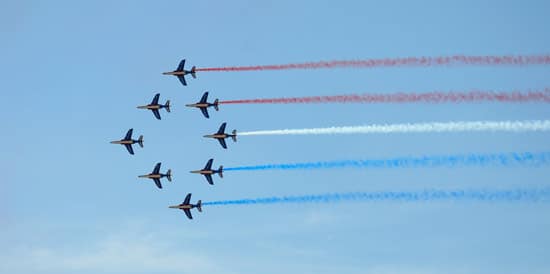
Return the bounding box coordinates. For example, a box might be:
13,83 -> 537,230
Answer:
169,204 -> 195,210
111,139 -> 136,145
137,104 -> 162,110
163,70 -> 191,76
139,173 -> 164,179
190,170 -> 216,175
204,133 -> 234,139
186,103 -> 212,108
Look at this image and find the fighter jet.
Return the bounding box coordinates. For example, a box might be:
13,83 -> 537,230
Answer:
110,128 -> 143,155
203,122 -> 237,149
190,158 -> 223,185
138,162 -> 172,189
169,193 -> 202,220
137,93 -> 171,120
185,91 -> 219,119
162,59 -> 196,86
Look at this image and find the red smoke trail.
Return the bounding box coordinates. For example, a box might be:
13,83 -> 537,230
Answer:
196,54 -> 550,72
219,89 -> 550,104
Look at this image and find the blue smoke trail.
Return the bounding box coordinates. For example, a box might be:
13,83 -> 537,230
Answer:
203,188 -> 550,206
224,152 -> 550,171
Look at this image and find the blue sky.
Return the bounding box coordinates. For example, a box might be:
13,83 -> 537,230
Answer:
1,1 -> 550,273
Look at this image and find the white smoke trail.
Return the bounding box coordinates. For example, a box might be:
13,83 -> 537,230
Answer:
239,120 -> 550,136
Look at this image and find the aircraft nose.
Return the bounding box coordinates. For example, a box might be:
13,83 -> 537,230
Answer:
110,141 -> 117,144
168,205 -> 179,209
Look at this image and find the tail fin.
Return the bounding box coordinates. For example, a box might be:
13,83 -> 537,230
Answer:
165,100 -> 171,112
214,99 -> 219,111
197,200 -> 202,212
218,166 -> 223,178
166,169 -> 172,182
231,130 -> 237,142
191,66 -> 197,79
138,135 -> 144,147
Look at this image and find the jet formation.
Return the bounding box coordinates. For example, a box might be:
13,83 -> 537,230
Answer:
169,193 -> 202,220
137,93 -> 171,120
186,91 -> 219,118
138,162 -> 172,189
112,58 -> 244,220
204,122 -> 237,149
110,128 -> 143,155
163,59 -> 196,86
190,158 -> 223,185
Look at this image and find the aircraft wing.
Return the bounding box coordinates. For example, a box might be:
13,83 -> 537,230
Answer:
151,93 -> 160,105
200,107 -> 210,118
177,75 -> 187,86
152,109 -> 161,120
177,59 -> 185,71
153,162 -> 161,174
183,193 -> 192,205
200,92 -> 209,103
125,128 -> 133,140
218,138 -> 227,149
217,123 -> 227,134
204,174 -> 214,185
125,144 -> 134,155
153,178 -> 162,189
205,159 -> 213,170
183,209 -> 193,219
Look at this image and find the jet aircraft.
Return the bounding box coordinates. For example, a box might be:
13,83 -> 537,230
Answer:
169,193 -> 202,220
162,59 -> 196,86
203,122 -> 236,149
185,91 -> 219,119
138,162 -> 172,189
110,128 -> 143,155
190,158 -> 223,185
137,93 -> 171,120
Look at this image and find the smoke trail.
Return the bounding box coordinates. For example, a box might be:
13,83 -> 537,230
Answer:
238,120 -> 550,136
203,187 -> 550,206
220,89 -> 550,104
196,54 -> 550,72
224,152 -> 550,171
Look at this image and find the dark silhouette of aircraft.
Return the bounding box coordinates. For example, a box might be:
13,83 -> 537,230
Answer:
138,162 -> 172,189
186,91 -> 219,119
110,128 -> 143,155
137,93 -> 170,120
190,158 -> 223,185
162,59 -> 196,86
203,123 -> 236,149
169,193 -> 202,220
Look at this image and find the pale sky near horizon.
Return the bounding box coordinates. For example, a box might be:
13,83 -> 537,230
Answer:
1,1 -> 550,273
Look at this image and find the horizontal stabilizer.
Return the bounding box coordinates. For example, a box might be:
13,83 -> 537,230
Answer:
197,200 -> 202,212
138,135 -> 144,147
167,169 -> 172,182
